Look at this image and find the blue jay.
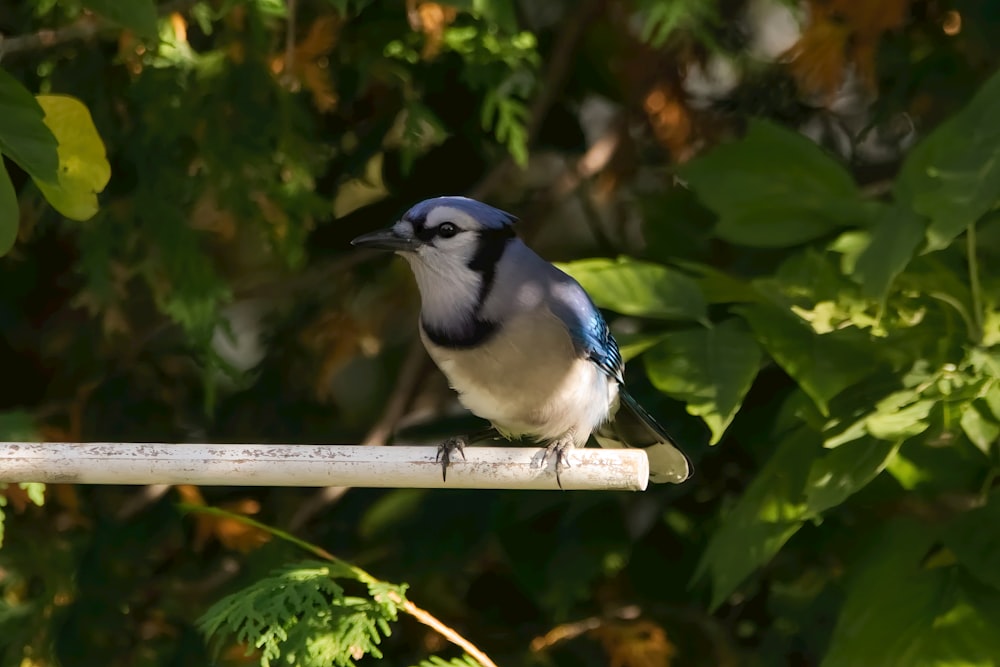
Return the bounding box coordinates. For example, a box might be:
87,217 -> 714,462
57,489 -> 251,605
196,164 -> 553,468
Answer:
352,196 -> 690,485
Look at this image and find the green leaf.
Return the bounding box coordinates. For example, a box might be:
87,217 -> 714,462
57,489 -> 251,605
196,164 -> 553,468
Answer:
671,260 -> 762,304
897,68 -> 1000,250
695,428 -> 820,610
0,410 -> 37,440
805,437 -> 899,515
0,69 -> 59,184
411,655 -> 483,667
864,391 -> 934,441
638,0 -> 718,47
822,519 -> 1000,667
986,382 -> 1000,421
644,319 -> 761,444
960,400 -> 999,455
680,120 -> 866,248
82,0 -> 159,40
33,95 -> 111,221
0,164 -> 17,256
738,303 -> 878,415
556,257 -> 708,321
944,491 -> 1000,592
852,205 -> 926,299
615,331 -> 669,362
19,482 -> 45,507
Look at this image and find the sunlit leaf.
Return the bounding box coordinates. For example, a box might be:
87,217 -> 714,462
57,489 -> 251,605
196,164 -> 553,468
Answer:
680,120 -> 868,248
864,391 -> 934,441
33,95 -> 111,221
696,428 -> 820,610
644,319 -> 760,444
805,437 -> 899,515
738,302 -> 879,415
897,68 -> 1000,250
557,257 -> 708,322
0,69 -> 59,184
960,400 -> 999,455
986,383 -> 1000,421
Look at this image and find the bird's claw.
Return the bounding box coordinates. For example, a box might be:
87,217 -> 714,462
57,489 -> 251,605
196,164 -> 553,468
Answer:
542,439 -> 574,489
436,437 -> 468,482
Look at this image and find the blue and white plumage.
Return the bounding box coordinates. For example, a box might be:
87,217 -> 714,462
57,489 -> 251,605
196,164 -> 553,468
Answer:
351,196 -> 691,484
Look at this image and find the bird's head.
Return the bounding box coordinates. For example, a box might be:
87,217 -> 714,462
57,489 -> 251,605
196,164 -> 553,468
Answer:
352,196 -> 520,327
351,196 -> 517,269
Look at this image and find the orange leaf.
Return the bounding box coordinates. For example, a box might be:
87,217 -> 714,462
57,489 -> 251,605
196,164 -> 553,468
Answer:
643,82 -> 694,161
178,486 -> 271,553
296,15 -> 339,62
413,2 -> 457,60
784,17 -> 850,98
592,619 -> 676,667
0,484 -> 37,512
785,0 -> 912,96
287,15 -> 340,112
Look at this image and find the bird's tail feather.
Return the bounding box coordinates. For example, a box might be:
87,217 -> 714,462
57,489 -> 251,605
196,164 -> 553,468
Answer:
595,388 -> 691,484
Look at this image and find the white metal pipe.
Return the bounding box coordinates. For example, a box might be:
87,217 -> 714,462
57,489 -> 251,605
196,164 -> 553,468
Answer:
0,442 -> 648,491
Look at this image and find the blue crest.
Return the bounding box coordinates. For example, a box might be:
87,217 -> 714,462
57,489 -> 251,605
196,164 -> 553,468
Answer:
403,196 -> 518,230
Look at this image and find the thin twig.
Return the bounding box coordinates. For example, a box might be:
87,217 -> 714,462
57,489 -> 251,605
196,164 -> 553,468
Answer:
287,485 -> 349,532
967,223 -> 983,343
530,605 -> 640,651
0,16 -> 103,59
361,339 -> 431,447
287,341 -> 431,529
402,600 -> 500,667
116,484 -> 172,520
0,0 -> 197,59
282,0 -> 298,86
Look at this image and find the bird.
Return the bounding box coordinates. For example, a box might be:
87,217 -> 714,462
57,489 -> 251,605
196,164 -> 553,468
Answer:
351,196 -> 691,486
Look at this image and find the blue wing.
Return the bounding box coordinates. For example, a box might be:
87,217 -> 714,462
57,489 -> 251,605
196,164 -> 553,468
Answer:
578,312 -> 625,383
546,273 -> 624,383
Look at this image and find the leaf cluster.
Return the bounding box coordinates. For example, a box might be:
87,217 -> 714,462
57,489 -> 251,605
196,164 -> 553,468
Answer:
559,68 -> 1000,663
199,560 -> 406,667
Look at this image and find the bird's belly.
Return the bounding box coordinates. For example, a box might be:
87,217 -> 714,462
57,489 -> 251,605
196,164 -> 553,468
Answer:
421,314 -> 616,443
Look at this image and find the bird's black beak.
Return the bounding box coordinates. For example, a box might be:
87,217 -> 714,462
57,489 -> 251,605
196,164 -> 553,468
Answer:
350,227 -> 417,252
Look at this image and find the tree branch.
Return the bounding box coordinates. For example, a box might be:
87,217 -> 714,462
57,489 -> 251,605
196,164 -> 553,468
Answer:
0,0 -> 196,59
401,600 -> 500,667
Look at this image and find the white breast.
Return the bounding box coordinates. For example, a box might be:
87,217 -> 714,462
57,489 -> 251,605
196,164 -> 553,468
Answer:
421,308 -> 618,445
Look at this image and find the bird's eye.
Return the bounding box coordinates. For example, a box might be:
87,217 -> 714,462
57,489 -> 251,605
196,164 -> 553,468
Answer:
437,222 -> 459,238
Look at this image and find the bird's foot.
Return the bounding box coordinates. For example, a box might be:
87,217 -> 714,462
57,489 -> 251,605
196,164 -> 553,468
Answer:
542,437 -> 575,489
435,436 -> 468,482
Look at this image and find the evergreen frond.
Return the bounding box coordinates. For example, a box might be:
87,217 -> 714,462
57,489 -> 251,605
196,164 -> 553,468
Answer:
198,560 -> 408,667
411,655 -> 484,667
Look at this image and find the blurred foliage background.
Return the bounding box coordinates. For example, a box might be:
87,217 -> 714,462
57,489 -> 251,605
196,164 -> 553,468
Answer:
2,0 -> 1000,665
